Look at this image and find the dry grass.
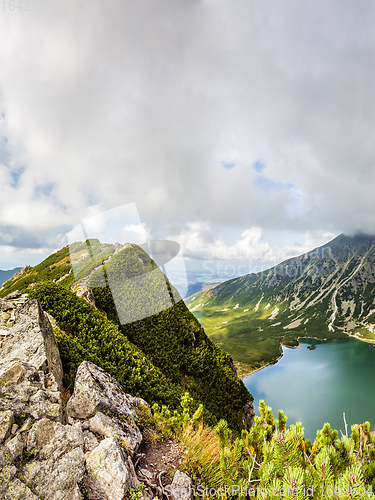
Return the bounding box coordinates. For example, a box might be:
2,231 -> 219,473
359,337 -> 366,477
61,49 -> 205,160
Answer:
181,422 -> 223,487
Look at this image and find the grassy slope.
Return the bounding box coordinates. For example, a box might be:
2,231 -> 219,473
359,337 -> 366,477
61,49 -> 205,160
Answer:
1,240 -> 251,431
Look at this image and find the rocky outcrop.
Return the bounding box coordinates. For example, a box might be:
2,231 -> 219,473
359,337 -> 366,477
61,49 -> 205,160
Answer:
85,437 -> 138,500
0,290 -> 29,328
0,297 -> 63,392
71,284 -> 96,307
0,294 -> 193,499
66,361 -> 147,420
5,266 -> 31,283
240,400 -> 255,429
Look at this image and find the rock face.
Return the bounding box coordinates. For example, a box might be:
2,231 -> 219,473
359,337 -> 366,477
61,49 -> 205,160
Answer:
71,283 -> 96,307
0,290 -> 29,328
241,400 -> 255,429
0,297 -> 63,392
66,361 -> 147,420
0,293 -> 194,499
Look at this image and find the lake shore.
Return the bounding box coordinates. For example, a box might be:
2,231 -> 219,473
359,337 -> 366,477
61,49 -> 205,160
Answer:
240,334 -> 373,380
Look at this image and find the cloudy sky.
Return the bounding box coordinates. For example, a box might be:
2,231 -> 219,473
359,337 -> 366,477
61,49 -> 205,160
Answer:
0,0 -> 375,277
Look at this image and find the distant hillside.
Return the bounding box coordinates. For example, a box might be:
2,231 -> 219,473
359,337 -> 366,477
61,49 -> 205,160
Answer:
0,267 -> 22,286
186,233 -> 375,375
0,239 -> 252,431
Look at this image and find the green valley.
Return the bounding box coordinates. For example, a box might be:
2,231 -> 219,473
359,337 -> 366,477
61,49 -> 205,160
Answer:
186,233 -> 375,377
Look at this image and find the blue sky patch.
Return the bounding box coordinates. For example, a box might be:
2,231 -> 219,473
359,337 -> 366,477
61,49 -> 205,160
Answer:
33,183 -> 56,198
222,161 -> 235,170
253,160 -> 265,173
254,174 -> 294,192
10,167 -> 25,189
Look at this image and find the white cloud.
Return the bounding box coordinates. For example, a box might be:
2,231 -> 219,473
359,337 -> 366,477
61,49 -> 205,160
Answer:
168,221 -> 336,265
0,0 -> 374,262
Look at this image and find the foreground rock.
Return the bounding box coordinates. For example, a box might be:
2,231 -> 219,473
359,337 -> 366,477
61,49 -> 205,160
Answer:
0,298 -> 63,392
85,437 -> 138,500
169,470 -> 194,500
0,294 -> 191,499
241,400 -> 255,429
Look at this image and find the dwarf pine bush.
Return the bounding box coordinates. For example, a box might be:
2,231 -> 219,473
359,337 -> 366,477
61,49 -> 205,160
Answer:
154,394 -> 375,500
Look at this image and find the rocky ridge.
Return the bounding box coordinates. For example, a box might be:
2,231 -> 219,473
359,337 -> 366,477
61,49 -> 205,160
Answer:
0,292 -> 193,500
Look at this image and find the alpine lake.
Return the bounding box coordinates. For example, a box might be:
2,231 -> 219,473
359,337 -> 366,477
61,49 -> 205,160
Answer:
244,337 -> 375,440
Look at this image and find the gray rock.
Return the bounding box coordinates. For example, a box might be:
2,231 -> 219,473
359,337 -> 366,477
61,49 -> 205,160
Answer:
85,437 -> 137,500
21,446 -> 85,500
0,410 -> 14,443
71,284 -> 96,307
169,470 -> 193,500
0,361 -> 64,420
28,388 -> 63,422
0,299 -> 63,391
0,291 -> 29,330
2,477 -> 39,499
70,484 -> 83,500
88,411 -> 142,457
82,430 -> 99,453
66,361 -> 145,419
241,400 -> 255,429
27,418 -> 83,461
5,433 -> 24,461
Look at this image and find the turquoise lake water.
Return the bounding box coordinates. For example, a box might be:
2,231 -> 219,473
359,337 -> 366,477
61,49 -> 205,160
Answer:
243,337 -> 375,440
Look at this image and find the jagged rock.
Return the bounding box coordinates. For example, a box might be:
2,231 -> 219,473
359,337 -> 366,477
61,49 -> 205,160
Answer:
0,410 -> 14,444
27,418 -> 83,460
3,478 -> 39,499
5,433 -> 24,462
229,361 -> 238,376
28,388 -> 63,421
15,418 -> 86,499
82,430 -> 99,453
21,446 -> 85,500
169,470 -> 193,500
241,400 -> 255,429
0,299 -> 63,392
0,362 -> 63,421
71,284 -> 96,307
66,361 -> 146,419
85,437 -> 137,500
71,484 -> 83,500
88,411 -> 142,457
0,290 -> 29,328
0,297 -> 166,500
7,267 -> 31,281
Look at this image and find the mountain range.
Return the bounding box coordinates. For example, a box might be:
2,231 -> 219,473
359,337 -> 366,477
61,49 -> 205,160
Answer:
0,267 -> 21,286
186,233 -> 375,376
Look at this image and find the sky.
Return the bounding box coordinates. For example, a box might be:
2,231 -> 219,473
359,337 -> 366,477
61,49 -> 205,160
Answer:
1,0 -> 375,279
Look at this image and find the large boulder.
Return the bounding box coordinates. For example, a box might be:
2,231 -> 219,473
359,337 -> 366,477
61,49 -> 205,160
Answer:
87,411 -> 142,457
66,361 -> 146,420
85,437 -> 138,500
0,299 -> 63,391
